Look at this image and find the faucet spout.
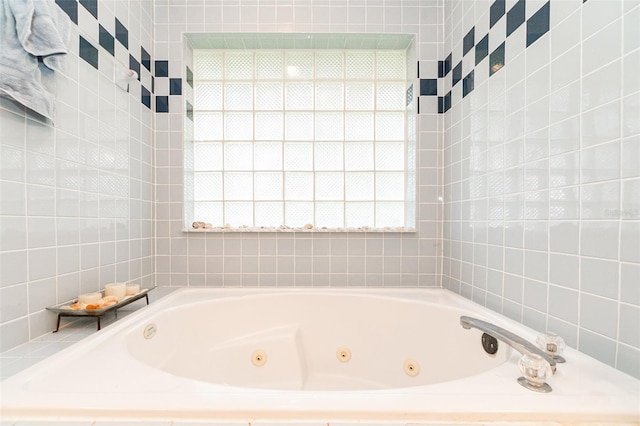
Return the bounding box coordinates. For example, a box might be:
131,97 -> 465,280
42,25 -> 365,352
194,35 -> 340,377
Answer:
460,316 -> 556,372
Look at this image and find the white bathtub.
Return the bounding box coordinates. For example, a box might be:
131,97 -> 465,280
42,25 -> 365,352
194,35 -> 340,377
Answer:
1,288 -> 639,425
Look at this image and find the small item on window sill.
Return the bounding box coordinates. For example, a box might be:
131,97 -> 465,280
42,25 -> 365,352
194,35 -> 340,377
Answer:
192,221 -> 213,229
304,223 -> 314,230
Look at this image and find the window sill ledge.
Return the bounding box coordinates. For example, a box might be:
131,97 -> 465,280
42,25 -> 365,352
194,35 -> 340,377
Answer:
182,226 -> 416,233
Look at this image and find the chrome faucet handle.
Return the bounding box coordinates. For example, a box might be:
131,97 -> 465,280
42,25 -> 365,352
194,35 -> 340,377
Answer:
536,332 -> 566,363
518,353 -> 553,393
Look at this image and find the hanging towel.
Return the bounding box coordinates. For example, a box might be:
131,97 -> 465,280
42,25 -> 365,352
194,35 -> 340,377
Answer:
0,0 -> 71,122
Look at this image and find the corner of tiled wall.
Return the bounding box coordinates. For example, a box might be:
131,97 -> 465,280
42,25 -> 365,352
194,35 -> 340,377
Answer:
0,0 -> 155,353
440,0 -> 640,378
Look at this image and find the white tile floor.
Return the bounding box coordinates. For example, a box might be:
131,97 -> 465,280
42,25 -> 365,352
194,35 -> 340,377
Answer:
0,287 -> 176,381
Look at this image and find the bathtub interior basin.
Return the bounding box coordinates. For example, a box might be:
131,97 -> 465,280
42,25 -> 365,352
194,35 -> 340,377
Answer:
125,292 -> 511,391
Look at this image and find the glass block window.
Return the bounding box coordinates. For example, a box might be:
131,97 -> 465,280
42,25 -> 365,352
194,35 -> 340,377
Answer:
189,49 -> 411,229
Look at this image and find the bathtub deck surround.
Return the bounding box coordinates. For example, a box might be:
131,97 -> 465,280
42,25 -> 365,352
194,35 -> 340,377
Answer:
1,288 -> 638,424
0,288 -> 175,381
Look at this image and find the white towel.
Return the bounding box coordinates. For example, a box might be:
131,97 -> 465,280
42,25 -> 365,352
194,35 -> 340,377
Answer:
0,0 -> 71,121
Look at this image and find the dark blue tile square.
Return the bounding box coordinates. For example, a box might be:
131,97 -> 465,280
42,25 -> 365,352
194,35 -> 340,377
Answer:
420,79 -> 438,96
417,61 -> 421,78
152,76 -> 155,94
490,42 -> 505,76
438,60 -> 445,78
475,33 -> 489,65
170,78 -> 182,95
129,55 -> 140,81
115,18 -> 128,49
79,36 -> 98,70
156,96 -> 169,113
56,0 -> 78,24
463,71 -> 475,97
463,27 -> 475,56
79,0 -> 97,19
141,47 -> 151,71
444,53 -> 452,76
527,1 -> 550,47
490,0 -> 505,28
186,101 -> 194,121
444,91 -> 451,113
452,62 -> 462,86
186,66 -> 194,88
141,86 -> 151,109
507,0 -> 526,37
156,61 -> 169,77
99,25 -> 114,56
438,97 -> 445,114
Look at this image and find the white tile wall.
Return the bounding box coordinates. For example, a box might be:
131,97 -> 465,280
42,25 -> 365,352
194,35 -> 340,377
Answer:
0,1 -> 154,353
154,0 -> 443,289
442,0 -> 640,378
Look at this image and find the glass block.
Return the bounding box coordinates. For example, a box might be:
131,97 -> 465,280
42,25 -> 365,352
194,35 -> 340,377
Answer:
284,142 -> 313,171
255,112 -> 284,141
376,82 -> 406,110
224,112 -> 253,140
224,83 -> 253,110
314,142 -> 343,171
376,52 -> 406,79
254,172 -> 283,200
345,112 -> 374,141
255,82 -> 283,110
254,142 -> 282,170
315,52 -> 344,79
224,142 -> 253,171
224,172 -> 253,200
184,172 -> 194,200
345,82 -> 374,110
345,202 -> 374,227
345,142 -> 374,171
225,52 -> 253,80
375,142 -> 405,170
315,82 -> 344,110
255,202 -> 284,226
315,172 -> 344,200
315,112 -> 343,141
345,172 -> 374,200
194,172 -> 222,200
285,112 -> 314,140
346,52 -> 375,79
315,202 -> 344,228
285,172 -> 313,200
375,112 -> 405,141
194,52 -> 223,80
184,200 -> 194,224
375,202 -> 404,227
194,142 -> 223,171
184,143 -> 194,172
376,172 -> 404,200
256,52 -> 283,79
285,52 -> 313,79
285,201 -> 314,227
224,201 -> 254,227
194,202 -> 223,226
195,82 -> 222,110
194,112 -> 223,141
285,82 -> 313,110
